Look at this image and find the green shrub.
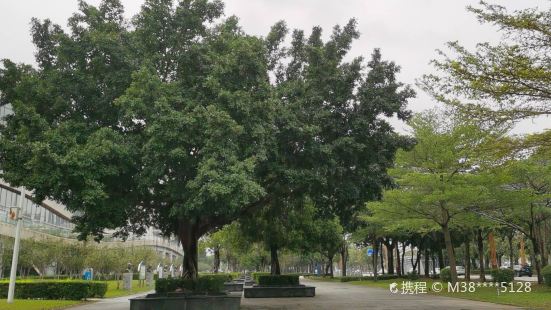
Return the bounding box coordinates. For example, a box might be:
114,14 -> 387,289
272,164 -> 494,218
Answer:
10,275 -> 73,280
406,271 -> 419,280
490,269 -> 514,284
542,265 -> 551,287
252,272 -> 270,283
304,275 -> 333,280
198,273 -> 234,282
155,275 -> 226,294
340,276 -> 364,282
380,274 -> 400,280
338,274 -> 401,282
440,267 -> 451,282
155,278 -> 193,294
0,280 -> 107,300
89,282 -> 108,297
257,275 -> 299,286
195,275 -> 226,292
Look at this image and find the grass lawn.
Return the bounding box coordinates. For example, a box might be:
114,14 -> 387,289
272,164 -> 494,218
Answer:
0,299 -> 84,310
436,281 -> 551,309
0,279 -> 151,310
309,277 -> 551,309
103,279 -> 153,298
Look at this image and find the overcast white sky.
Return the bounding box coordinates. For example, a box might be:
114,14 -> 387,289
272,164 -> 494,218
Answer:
0,0 -> 548,133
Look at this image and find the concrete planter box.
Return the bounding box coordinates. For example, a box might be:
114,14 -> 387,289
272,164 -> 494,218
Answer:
224,282 -> 244,292
244,285 -> 315,298
234,279 -> 255,286
130,293 -> 241,310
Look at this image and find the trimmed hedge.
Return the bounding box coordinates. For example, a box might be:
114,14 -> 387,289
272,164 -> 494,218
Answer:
406,271 -> 419,280
155,275 -> 226,294
338,274 -> 400,282
252,272 -> 271,283
543,265 -> 551,287
3,275 -> 73,280
490,268 -> 514,284
0,280 -> 107,300
198,272 -> 240,282
339,276 -> 363,282
257,275 -> 299,286
303,275 -> 333,280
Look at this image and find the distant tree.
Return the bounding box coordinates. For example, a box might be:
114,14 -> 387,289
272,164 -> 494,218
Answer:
476,143 -> 551,284
129,247 -> 158,271
84,246 -> 123,280
366,110 -> 500,283
239,199 -> 317,275
202,223 -> 245,273
30,239 -> 59,277
308,217 -> 344,277
58,243 -> 89,278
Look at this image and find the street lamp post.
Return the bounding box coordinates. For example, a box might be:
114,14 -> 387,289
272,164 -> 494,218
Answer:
7,187 -> 24,303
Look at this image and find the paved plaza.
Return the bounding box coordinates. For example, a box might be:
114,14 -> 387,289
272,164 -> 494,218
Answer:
68,279 -> 519,310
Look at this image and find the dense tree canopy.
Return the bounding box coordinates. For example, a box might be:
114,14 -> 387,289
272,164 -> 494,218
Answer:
0,0 -> 413,279
477,144 -> 551,283
365,110 -> 502,282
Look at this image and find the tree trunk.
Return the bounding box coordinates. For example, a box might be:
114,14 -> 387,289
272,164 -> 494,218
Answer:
464,240 -> 471,281
213,246 -> 221,273
507,234 -> 514,269
373,240 -> 379,279
385,241 -> 395,275
178,220 -> 200,280
340,244 -> 348,277
537,224 -> 548,269
477,229 -> 486,282
437,249 -> 444,271
520,237 -> 527,265
270,245 -> 281,275
396,244 -> 401,276
410,247 -> 415,270
529,236 -> 543,284
488,232 -> 498,269
325,256 -> 334,277
416,251 -> 421,274
401,243 -> 406,273
431,253 -> 436,276
441,223 -> 458,283
380,242 -> 385,274
411,248 -> 421,274
424,249 -> 430,277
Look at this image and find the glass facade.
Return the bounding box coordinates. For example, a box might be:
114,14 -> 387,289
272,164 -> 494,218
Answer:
0,185 -> 75,237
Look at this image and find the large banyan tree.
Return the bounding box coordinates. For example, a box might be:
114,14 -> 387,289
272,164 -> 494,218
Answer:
0,0 -> 413,279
